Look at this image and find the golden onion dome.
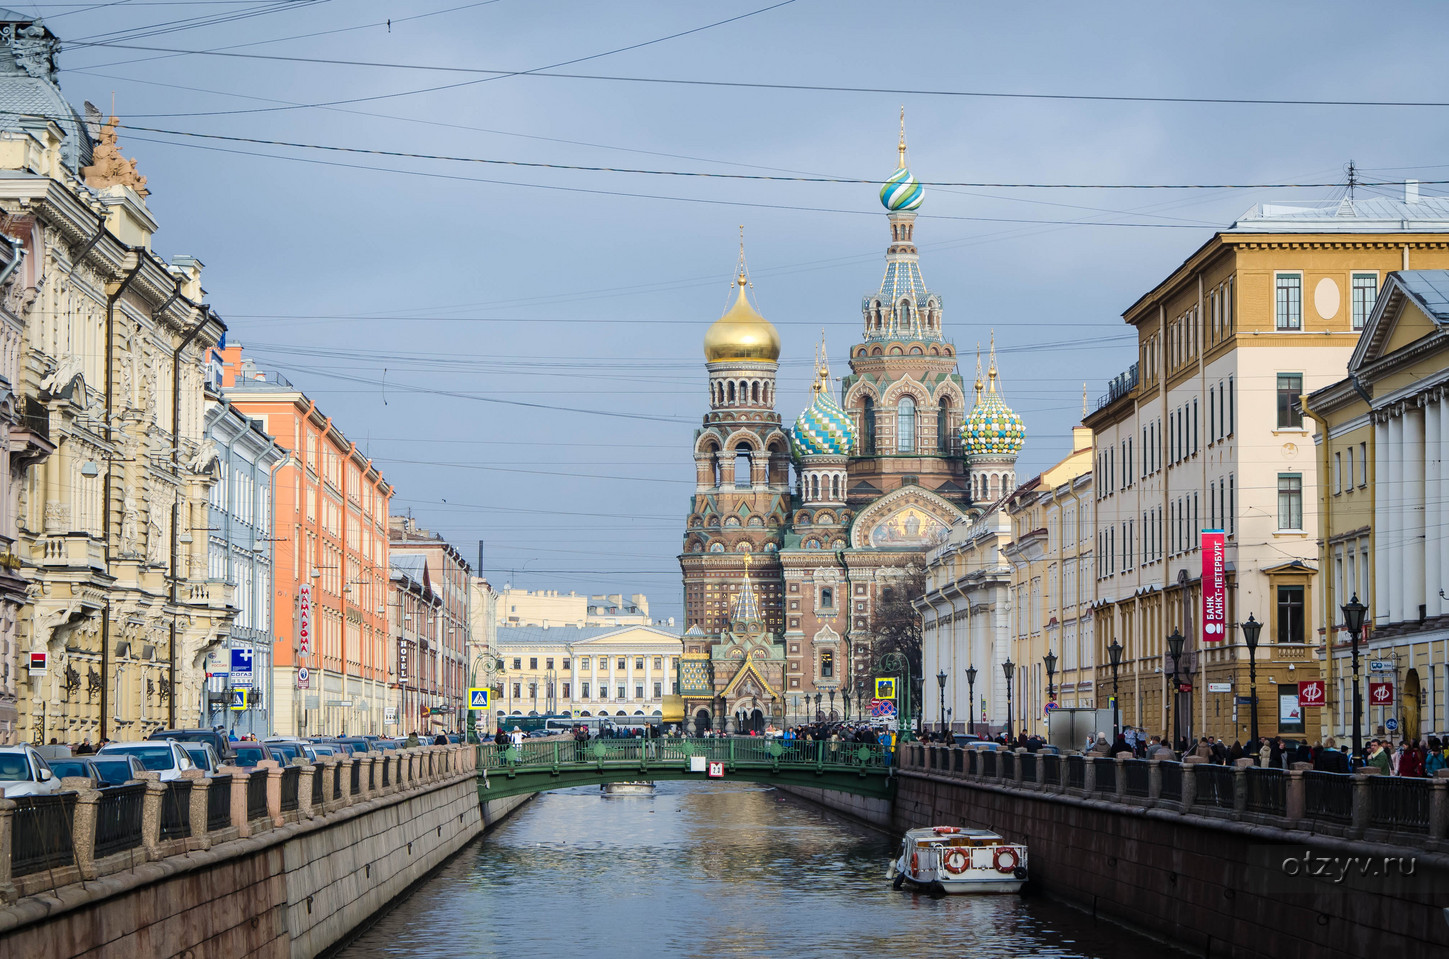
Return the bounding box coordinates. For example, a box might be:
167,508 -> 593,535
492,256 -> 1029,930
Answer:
704,273 -> 781,363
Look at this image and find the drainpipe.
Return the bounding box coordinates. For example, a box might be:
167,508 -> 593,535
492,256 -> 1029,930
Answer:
167,304 -> 215,729
836,546 -> 853,708
101,254 -> 144,741
1302,391 -> 1335,748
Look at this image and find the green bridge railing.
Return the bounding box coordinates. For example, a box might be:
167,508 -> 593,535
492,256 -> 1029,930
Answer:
475,736 -> 895,800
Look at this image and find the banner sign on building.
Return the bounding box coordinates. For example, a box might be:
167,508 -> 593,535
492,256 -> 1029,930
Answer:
298,584 -> 312,655
398,640 -> 409,683
1201,530 -> 1226,642
1369,681 -> 1395,706
230,646 -> 253,688
1299,680 -> 1325,708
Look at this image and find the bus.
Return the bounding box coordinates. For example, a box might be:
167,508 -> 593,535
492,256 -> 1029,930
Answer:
544,716 -> 618,735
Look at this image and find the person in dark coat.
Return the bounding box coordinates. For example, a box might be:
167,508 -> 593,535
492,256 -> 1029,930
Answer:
433,733 -> 449,746
1227,740 -> 1245,763
1292,741 -> 1313,766
1111,733 -> 1131,755
1313,739 -> 1351,774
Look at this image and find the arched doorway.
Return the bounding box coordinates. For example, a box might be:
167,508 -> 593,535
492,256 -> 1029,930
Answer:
694,709 -> 711,736
1404,668 -> 1421,742
750,708 -> 765,734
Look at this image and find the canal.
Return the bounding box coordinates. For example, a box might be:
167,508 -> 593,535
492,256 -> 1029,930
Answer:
337,782 -> 1177,959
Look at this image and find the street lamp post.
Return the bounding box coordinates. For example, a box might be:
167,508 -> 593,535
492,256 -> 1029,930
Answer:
1107,639 -> 1123,738
1341,594 -> 1368,763
814,692 -> 822,722
855,680 -> 865,721
1166,628 -> 1185,751
1043,650 -> 1058,734
828,688 -> 836,721
1002,658 -> 1015,740
1240,614 -> 1263,748
936,669 -> 948,734
965,665 -> 977,737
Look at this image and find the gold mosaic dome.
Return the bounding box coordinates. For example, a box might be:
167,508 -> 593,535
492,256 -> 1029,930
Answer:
704,273 -> 780,363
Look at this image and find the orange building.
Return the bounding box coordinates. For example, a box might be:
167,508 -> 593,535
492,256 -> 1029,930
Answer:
214,345 -> 393,735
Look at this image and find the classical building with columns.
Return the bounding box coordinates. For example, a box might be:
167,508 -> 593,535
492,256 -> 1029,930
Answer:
1085,187 -> 1449,746
1307,269 -> 1449,745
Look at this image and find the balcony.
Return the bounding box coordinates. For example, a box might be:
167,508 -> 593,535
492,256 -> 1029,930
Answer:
1096,363 -> 1139,412
186,579 -> 235,609
31,533 -> 104,571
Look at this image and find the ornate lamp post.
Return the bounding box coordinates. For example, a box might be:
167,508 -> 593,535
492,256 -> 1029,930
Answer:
965,665 -> 978,737
936,669 -> 948,734
828,688 -> 836,721
855,680 -> 865,721
1341,594 -> 1368,763
1107,639 -> 1123,737
1166,628 -> 1185,750
1002,658 -> 1015,740
1240,614 -> 1263,748
813,692 -> 822,722
1043,650 -> 1058,731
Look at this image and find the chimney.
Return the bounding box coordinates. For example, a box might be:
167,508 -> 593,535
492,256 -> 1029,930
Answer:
1406,179 -> 1420,204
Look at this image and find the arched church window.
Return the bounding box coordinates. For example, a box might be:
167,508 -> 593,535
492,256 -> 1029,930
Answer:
897,396 -> 917,452
863,397 -> 876,454
734,447 -> 752,487
831,474 -> 840,500
810,475 -> 819,499
752,381 -> 760,404
937,397 -> 951,451
727,381 -> 736,404
820,587 -> 833,608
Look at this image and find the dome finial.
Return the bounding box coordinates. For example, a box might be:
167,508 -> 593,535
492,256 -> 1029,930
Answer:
736,224 -> 748,286
898,105 -> 908,169
988,330 -> 999,393
973,343 -> 984,400
812,329 -> 831,395
704,229 -> 780,362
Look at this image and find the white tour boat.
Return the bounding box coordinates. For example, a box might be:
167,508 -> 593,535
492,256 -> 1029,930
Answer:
601,781 -> 656,796
887,826 -> 1028,894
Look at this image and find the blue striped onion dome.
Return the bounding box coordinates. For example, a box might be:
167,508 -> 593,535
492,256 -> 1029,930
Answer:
793,389 -> 855,457
880,166 -> 924,212
962,392 -> 1025,456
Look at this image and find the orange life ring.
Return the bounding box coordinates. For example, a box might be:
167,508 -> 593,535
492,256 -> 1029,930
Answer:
993,846 -> 1020,874
941,848 -> 970,874
933,826 -> 959,835
910,851 -> 919,875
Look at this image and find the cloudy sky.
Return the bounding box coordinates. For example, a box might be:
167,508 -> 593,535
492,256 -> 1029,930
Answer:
32,0 -> 1449,622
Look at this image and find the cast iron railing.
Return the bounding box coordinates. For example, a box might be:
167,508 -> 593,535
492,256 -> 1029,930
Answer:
1245,768 -> 1286,816
10,793 -> 77,876
159,780 -> 192,841
280,767 -> 301,812
245,771 -> 268,822
207,775 -> 233,831
1367,775 -> 1430,832
94,784 -> 146,858
1303,771 -> 1353,825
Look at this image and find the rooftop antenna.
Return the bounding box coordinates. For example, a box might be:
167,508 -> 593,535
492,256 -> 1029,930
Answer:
1082,382 -> 1088,419
1347,159 -> 1357,204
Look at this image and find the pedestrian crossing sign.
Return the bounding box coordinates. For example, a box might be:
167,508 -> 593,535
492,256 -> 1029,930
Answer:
230,689 -> 247,711
468,687 -> 491,710
875,677 -> 896,701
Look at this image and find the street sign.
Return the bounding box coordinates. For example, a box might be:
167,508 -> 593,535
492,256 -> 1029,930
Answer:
1386,718 -> 1399,732
230,689 -> 247,711
1235,696 -> 1255,705
1207,682 -> 1232,693
296,666 -> 310,690
384,706 -> 397,725
874,677 -> 896,700
869,699 -> 897,721
229,646 -> 254,688
468,687 -> 491,710
689,756 -> 707,773
28,651 -> 46,673
707,761 -> 724,779
1369,660 -> 1392,672
297,584 -> 312,655
1178,681 -> 1193,692
1369,682 -> 1394,706
1299,680 -> 1326,707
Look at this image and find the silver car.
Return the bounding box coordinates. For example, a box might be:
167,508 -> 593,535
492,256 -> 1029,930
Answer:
0,745 -> 61,797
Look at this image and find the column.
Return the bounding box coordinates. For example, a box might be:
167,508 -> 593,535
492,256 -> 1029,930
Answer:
1374,417 -> 1390,626
1404,405 -> 1426,621
1426,399 -> 1442,618
1387,414 -> 1404,624
1440,394 -> 1449,622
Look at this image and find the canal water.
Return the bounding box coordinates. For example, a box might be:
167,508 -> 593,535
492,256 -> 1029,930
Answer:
337,781 -> 1175,959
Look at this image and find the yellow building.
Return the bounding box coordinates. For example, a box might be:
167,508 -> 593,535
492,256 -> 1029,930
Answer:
1306,270 -> 1449,745
1085,186 -> 1449,746
1002,426 -> 1095,735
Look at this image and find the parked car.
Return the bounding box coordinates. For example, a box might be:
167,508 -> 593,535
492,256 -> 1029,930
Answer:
147,728 -> 233,762
0,744 -> 61,797
230,742 -> 277,767
90,754 -> 147,786
263,740 -> 314,765
96,740 -> 196,781
47,758 -> 103,787
525,728 -> 553,739
953,734 -> 985,747
333,737 -> 373,753
308,743 -> 341,758
181,742 -> 222,775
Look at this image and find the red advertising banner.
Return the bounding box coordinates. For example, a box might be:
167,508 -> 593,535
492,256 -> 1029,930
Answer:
1299,680 -> 1326,708
1201,529 -> 1227,642
1369,681 -> 1395,706
298,583 -> 312,656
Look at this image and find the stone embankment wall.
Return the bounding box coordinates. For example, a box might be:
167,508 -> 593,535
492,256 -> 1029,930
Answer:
895,760 -> 1449,959
773,784 -> 892,829
0,746 -> 529,959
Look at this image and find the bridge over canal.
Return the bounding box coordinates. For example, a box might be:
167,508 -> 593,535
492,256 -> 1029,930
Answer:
476,737 -> 896,801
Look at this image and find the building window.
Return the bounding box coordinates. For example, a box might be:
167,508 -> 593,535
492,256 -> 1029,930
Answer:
635,657 -> 644,670
545,658 -> 553,670
1277,586 -> 1305,644
1359,441 -> 1368,486
653,657 -> 662,669
862,397 -> 876,454
580,657 -> 589,669
1275,273 -> 1302,330
617,686 -> 626,700
512,683 -> 521,698
1278,473 -> 1303,530
529,657 -> 538,670
820,587 -> 833,608
937,397 -> 951,451
511,658 -> 521,670
1334,451 -> 1342,494
1276,373 -> 1303,429
617,658 -> 626,670
1352,273 -> 1378,330
562,658 -> 571,670
653,682 -> 662,698
1227,376 -> 1235,434
1345,447 -> 1355,493
582,682 -> 590,698
897,396 -> 917,452
821,650 -> 834,678
562,683 -> 570,698
635,685 -> 644,700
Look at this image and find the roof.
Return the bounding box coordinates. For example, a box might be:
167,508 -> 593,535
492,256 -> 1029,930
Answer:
1390,270 -> 1449,321
0,15 -> 93,172
493,623 -> 682,646
1232,191 -> 1449,233
1348,270 -> 1449,373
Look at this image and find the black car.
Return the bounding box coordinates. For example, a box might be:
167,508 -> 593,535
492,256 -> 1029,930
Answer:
47,758 -> 102,786
231,742 -> 277,767
148,728 -> 234,762
89,754 -> 148,786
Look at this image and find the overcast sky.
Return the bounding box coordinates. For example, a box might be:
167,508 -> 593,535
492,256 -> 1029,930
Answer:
32,0 -> 1449,623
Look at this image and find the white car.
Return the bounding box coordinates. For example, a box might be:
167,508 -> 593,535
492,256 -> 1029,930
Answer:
96,740 -> 195,781
0,744 -> 61,797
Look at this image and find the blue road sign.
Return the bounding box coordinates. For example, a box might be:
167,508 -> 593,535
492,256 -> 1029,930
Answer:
230,689 -> 247,711
468,688 -> 491,710
230,647 -> 254,688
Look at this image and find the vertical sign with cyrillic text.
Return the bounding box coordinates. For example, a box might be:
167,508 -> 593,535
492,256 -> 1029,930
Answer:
298,583 -> 312,655
1202,530 -> 1226,642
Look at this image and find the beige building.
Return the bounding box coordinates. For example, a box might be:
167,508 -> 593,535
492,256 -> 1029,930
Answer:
1085,187 -> 1449,746
496,588 -> 654,628
1001,426 -> 1095,735
0,14 -> 234,745
492,623 -> 682,728
1307,270 -> 1449,744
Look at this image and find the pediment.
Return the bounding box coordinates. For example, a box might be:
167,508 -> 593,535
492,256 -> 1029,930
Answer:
849,485 -> 964,550
721,659 -> 779,701
1351,272 -> 1449,374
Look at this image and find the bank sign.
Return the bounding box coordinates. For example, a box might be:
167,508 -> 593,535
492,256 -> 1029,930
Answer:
1201,530 -> 1226,642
